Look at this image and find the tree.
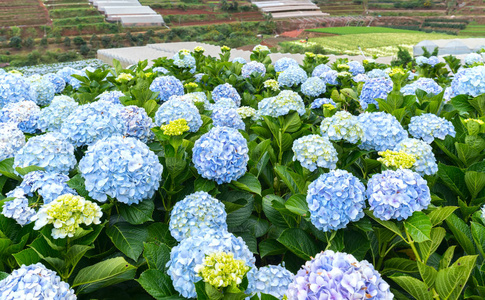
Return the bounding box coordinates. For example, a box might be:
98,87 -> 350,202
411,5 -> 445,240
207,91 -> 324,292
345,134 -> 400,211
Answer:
80,44 -> 90,56
73,36 -> 86,46
64,37 -> 71,47
8,36 -> 22,49
40,37 -> 48,47
101,36 -> 112,48
24,37 -> 34,48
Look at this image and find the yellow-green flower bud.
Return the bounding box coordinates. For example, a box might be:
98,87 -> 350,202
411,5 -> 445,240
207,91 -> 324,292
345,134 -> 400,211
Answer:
160,118 -> 190,136
196,252 -> 249,288
115,73 -> 134,83
377,150 -> 416,169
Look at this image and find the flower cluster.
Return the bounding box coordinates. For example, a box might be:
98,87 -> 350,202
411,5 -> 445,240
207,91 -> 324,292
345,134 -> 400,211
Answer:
79,136 -> 163,204
292,135 -> 338,171
395,138 -> 438,175
115,73 -> 133,83
301,77 -> 326,97
96,90 -> 124,104
0,122 -> 25,162
210,98 -> 238,111
312,64 -> 331,77
232,57 -> 247,64
465,53 -> 483,66
253,45 -> 270,53
358,112 -> 407,152
367,169 -> 431,220
246,265 -> 294,299
155,98 -> 202,132
20,171 -> 77,204
401,77 -> 443,96
196,252 -> 249,288
160,118 -> 190,136
428,56 -> 440,67
236,106 -> 257,119
347,61 -> 365,75
408,113 -> 455,143
320,111 -> 363,144
263,79 -> 280,91
173,51 -> 196,70
194,46 -> 205,53
43,73 -> 66,94
212,83 -> 241,106
258,90 -> 306,117
192,126 -> 249,184
378,150 -> 416,169
367,68 -> 389,79
307,170 -> 366,232
0,263 -> 77,299
278,66 -> 308,87
150,75 -> 184,102
0,73 -> 32,108
353,73 -> 368,83
119,105 -> 155,143
241,61 -> 266,78
274,57 -> 299,72
311,97 -> 336,109
2,188 -> 36,226
450,66 -> 485,97
319,69 -> 339,85
287,250 -> 393,299
212,108 -> 245,130
0,100 -> 40,134
415,56 -> 429,66
178,92 -> 209,107
359,77 -> 393,110
37,95 -> 78,132
28,75 -> 56,106
152,66 -> 169,74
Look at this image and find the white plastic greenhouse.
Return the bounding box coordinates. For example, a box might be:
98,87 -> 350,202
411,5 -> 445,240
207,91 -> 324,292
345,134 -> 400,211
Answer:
414,38 -> 485,56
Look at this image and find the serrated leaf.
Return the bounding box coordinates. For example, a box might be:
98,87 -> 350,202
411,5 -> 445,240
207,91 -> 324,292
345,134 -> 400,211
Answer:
391,276 -> 433,300
439,246 -> 456,269
106,222 -> 148,261
277,228 -> 318,260
231,173 -> 261,196
274,165 -> 306,194
418,227 -> 446,263
437,163 -> 468,199
262,195 -> 296,228
417,261 -> 438,288
136,269 -> 180,299
12,248 -> 40,266
119,200 -> 154,225
404,212 -> 432,243
428,206 -> 457,226
465,171 -> 485,200
436,255 -> 478,300
67,174 -> 91,199
284,194 -> 309,217
0,158 -> 21,180
143,242 -> 171,272
194,177 -> 216,193
365,210 -> 404,239
259,239 -> 286,258
446,214 -> 476,255
383,258 -> 418,274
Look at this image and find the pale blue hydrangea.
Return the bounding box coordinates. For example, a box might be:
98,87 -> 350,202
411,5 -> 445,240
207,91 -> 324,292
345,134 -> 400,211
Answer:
27,75 -> 56,106
177,92 -> 210,108
0,122 -> 25,162
0,69 -> 4,75
359,77 -> 393,110
400,77 -> 443,96
428,56 -> 439,67
212,83 -> 241,107
63,68 -> 84,89
443,86 -> 452,102
408,72 -> 418,80
311,97 -> 336,109
37,95 -> 78,132
192,126 -> 249,184
449,66 -> 485,97
367,69 -> 389,79
154,99 -> 202,132
246,265 -> 294,299
210,97 -> 238,111
274,57 -> 299,73
169,191 -> 228,242
312,64 -> 331,77
173,52 -> 196,69
194,73 -> 204,83
120,105 -> 155,143
278,66 -> 308,87
19,171 -> 76,204
0,100 -> 41,134
43,73 -> 66,94
408,113 -> 455,143
287,250 -> 393,300
152,66 -> 169,74
307,170 -> 366,232
60,100 -> 125,147
0,73 -> 32,108
394,138 -> 438,176
14,132 -> 76,175
241,61 -> 266,78
150,75 -> 184,102
465,53 -> 483,66
353,73 -> 369,83
167,230 -> 255,298
232,57 -> 247,64
258,90 -> 306,117
96,90 -> 124,104
415,56 -> 429,66
56,66 -> 77,83
292,135 -> 338,171
319,70 -> 339,85
211,108 -> 245,130
358,112 -> 407,152
0,263 -> 76,299
78,136 -> 163,204
347,61 -> 365,75
367,169 -> 431,221
301,77 -> 326,97
2,188 -> 36,226
320,111 -> 364,144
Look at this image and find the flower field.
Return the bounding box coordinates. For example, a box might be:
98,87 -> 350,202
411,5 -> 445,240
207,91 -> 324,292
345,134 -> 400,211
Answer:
0,45 -> 485,299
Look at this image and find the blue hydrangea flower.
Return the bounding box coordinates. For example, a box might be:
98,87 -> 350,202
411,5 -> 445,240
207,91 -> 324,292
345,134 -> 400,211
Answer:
169,191 -> 228,242
78,136 -> 163,204
0,69 -> 4,75
246,265 -> 294,299
27,75 -> 56,106
367,69 -> 389,79
358,112 -> 408,152
449,66 -> 485,97
359,77 -> 393,110
367,169 -> 431,221
210,97 -> 238,111
173,51 -> 196,69
150,75 -> 184,102
20,170 -> 76,204
0,100 -> 40,134
347,61 -> 365,75
56,66 -> 77,83
37,95 -> 78,132
415,56 -> 429,66
211,108 -> 245,130
278,66 -> 308,87
167,230 -> 255,298
178,92 -> 210,108
212,83 -> 241,107
465,53 -> 483,66
400,78 -> 443,96
320,111 -> 364,144
0,73 -> 32,108
319,70 -> 339,85
274,57 -> 299,73
14,132 -> 76,175
312,64 -> 331,77
307,170 -> 366,232
311,97 -> 336,109
258,90 -> 306,117
353,73 -> 369,83
192,126 -> 249,184
408,71 -> 418,80
232,57 -> 247,64
154,99 -> 202,132
60,100 -> 125,147
120,105 -> 155,143
394,138 -> 438,175
408,113 -> 455,143
287,250 -> 393,300
43,73 -> 66,94
428,56 -> 439,67
292,135 -> 338,171
301,77 -> 326,97
153,66 -> 169,74
194,73 -> 204,83
96,90 -> 124,104
0,122 -> 25,162
241,61 -> 266,78
2,188 -> 36,226
0,263 -> 76,299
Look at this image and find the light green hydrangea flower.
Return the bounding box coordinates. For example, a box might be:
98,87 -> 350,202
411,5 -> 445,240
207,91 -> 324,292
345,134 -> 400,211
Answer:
236,106 -> 257,120
195,252 -> 249,288
263,79 -> 280,92
320,111 -> 364,144
115,73 -> 134,83
378,150 -> 416,169
160,118 -> 190,136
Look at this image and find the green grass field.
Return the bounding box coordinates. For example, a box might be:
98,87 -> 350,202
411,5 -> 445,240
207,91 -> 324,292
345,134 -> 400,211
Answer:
305,26 -> 425,35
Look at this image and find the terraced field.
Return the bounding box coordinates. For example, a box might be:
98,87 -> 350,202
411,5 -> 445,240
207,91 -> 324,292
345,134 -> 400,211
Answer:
0,0 -> 51,27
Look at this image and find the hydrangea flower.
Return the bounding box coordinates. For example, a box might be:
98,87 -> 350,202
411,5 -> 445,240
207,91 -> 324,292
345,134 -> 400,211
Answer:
37,95 -> 78,132
154,98 -> 202,132
394,138 -> 438,175
359,77 -> 393,110
347,61 -> 365,75
210,97 -> 238,111
367,69 -> 389,79
319,70 -> 339,85
400,77 -> 443,96
150,75 -> 184,102
43,73 -> 66,94
160,118 -> 190,136
195,252 -> 249,288
211,108 -> 245,130
0,73 -> 32,108
246,265 -> 294,299
177,92 -> 209,107
2,188 -> 36,226
428,56 -> 440,67
27,75 -> 56,107
292,135 -> 338,171
358,112 -> 407,152
367,169 -> 431,220
301,77 -> 326,97
465,53 -> 483,66
449,66 -> 485,97
311,97 -> 336,109
263,79 -> 280,91
212,83 -> 241,107
167,230 -> 255,298
278,66 -> 308,87
194,73 -> 204,83
415,56 -> 429,66
378,150 -> 416,169
20,171 -> 77,204
14,132 -> 76,175
0,122 -> 25,162
241,61 -> 266,78
0,263 -> 76,299
78,136 -> 163,204
192,126 -> 249,184
258,90 -> 306,117
274,57 -> 299,72
33,194 -> 102,239
253,45 -> 270,52
236,106 -> 257,119
56,66 -> 77,83
153,66 -> 169,74
287,250 -> 393,300
119,105 -> 155,143
320,111 -> 363,144
0,100 -> 40,134
353,73 -> 368,83
60,100 -> 125,147
408,113 -> 455,143
169,191 -> 227,242
173,50 -> 196,69
307,170 -> 366,232
232,57 -> 247,64
311,64 -> 331,77
96,90 -> 124,104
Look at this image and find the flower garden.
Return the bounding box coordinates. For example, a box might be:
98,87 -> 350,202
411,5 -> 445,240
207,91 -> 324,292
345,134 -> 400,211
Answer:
0,45 -> 484,299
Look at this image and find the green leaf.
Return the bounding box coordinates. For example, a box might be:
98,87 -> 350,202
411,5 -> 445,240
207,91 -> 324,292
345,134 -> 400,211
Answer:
231,173 -> 262,196
67,174 -> 91,199
73,257 -> 137,294
465,171 -> 485,200
277,228 -> 318,260
404,211 -> 432,243
194,177 -> 216,193
262,195 -> 296,228
247,216 -> 269,238
343,230 -> 369,261
143,242 -> 171,272
471,222 -> 485,258
259,239 -> 286,258
417,261 -> 438,289
0,158 -> 21,180
451,94 -> 474,114
106,222 -> 148,261
0,271 -> 8,281
390,276 -> 433,300
418,227 -> 446,263
136,269 -> 180,300
147,223 -> 177,248
428,206 -> 458,226
437,163 -> 467,199
365,210 -> 404,239
439,246 -> 456,269
435,255 -> 478,300
66,244 -> 93,270
274,165 -> 306,194
446,214 -> 476,255
284,194 -> 309,217
12,248 -> 40,266
119,200 -> 154,225
282,111 -> 301,133
456,142 -> 481,167
383,258 -> 418,274
15,165 -> 44,176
